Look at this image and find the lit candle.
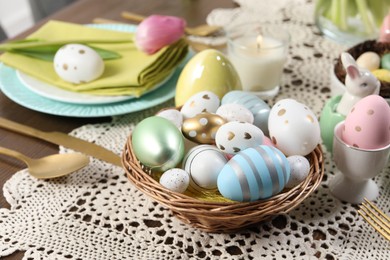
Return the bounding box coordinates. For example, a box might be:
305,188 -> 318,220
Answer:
226,23 -> 289,97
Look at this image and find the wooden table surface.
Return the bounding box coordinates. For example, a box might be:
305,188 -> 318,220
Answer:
0,0 -> 236,258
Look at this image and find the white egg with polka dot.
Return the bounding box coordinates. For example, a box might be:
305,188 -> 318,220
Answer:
268,99 -> 320,156
54,43 -> 104,84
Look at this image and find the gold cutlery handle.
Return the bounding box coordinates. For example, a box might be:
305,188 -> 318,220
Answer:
121,11 -> 146,23
0,117 -> 47,140
0,146 -> 30,164
0,117 -> 122,166
92,18 -> 125,24
120,11 -> 221,37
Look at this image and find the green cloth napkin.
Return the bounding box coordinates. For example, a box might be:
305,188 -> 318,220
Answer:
0,20 -> 188,96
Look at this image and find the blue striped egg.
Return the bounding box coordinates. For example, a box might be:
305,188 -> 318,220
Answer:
221,91 -> 270,136
217,145 -> 290,202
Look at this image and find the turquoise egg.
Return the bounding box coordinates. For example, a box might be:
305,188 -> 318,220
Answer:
217,145 -> 290,202
131,116 -> 185,172
222,90 -> 270,136
381,53 -> 390,70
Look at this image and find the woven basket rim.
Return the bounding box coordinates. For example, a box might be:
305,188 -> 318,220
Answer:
122,133 -> 324,232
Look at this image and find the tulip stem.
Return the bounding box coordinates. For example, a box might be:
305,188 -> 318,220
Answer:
0,38 -> 133,52
0,38 -> 133,61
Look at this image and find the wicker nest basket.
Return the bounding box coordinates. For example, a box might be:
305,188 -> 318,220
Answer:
334,40 -> 390,98
122,134 -> 324,233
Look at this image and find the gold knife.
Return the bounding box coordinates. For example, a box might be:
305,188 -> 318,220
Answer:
0,117 -> 122,167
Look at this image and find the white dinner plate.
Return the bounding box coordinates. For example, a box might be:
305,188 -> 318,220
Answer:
16,69 -> 173,105
0,62 -> 179,117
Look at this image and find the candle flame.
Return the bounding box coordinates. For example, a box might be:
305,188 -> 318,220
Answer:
256,34 -> 263,51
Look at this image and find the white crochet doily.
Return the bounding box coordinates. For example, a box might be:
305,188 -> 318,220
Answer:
1,0 -> 389,259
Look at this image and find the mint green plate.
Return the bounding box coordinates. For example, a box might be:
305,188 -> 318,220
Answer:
0,24 -> 184,118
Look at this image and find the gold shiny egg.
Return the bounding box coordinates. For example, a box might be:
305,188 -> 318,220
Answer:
182,112 -> 226,144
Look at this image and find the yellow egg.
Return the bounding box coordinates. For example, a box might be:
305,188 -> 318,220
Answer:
372,69 -> 390,82
175,49 -> 242,106
356,51 -> 380,71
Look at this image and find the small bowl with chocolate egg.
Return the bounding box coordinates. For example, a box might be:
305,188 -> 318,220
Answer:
331,40 -> 390,102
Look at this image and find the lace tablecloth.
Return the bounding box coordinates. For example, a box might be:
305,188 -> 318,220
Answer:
1,0 -> 389,259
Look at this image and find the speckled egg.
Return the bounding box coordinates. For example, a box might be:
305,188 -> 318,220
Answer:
159,168 -> 190,193
217,145 -> 290,202
356,51 -> 380,71
182,112 -> 226,144
156,108 -> 183,128
342,95 -> 390,149
216,103 -> 254,123
180,91 -> 220,119
285,155 -> 310,188
221,90 -> 270,136
268,99 -> 320,156
54,44 -> 104,84
215,121 -> 264,154
183,145 -> 228,190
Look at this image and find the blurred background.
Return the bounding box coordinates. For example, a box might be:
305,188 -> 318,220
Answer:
0,0 -> 75,40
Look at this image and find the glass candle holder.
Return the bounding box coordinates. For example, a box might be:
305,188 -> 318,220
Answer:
315,0 -> 389,45
226,22 -> 289,98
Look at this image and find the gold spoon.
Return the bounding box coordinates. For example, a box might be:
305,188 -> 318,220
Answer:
0,146 -> 89,179
120,11 -> 222,37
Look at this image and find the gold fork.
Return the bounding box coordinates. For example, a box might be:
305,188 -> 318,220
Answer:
358,198 -> 390,241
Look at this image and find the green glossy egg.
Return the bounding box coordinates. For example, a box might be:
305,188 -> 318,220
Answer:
380,53 -> 390,70
319,95 -> 345,153
175,49 -> 242,106
131,116 -> 185,172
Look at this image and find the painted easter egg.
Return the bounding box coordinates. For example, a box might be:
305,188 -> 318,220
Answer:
159,168 -> 190,193
380,53 -> 390,70
372,69 -> 390,82
342,95 -> 390,149
131,116 -> 185,171
216,103 -> 254,123
268,99 -> 320,156
54,44 -> 104,84
175,49 -> 242,106
215,121 -> 264,154
156,108 -> 183,128
182,112 -> 226,144
356,51 -> 380,71
217,145 -> 290,202
180,91 -> 220,119
263,136 -> 276,147
285,155 -> 310,188
379,12 -> 390,42
183,145 -> 228,190
221,90 -> 270,136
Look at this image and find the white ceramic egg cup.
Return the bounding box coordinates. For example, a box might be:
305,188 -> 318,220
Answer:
329,122 -> 390,204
